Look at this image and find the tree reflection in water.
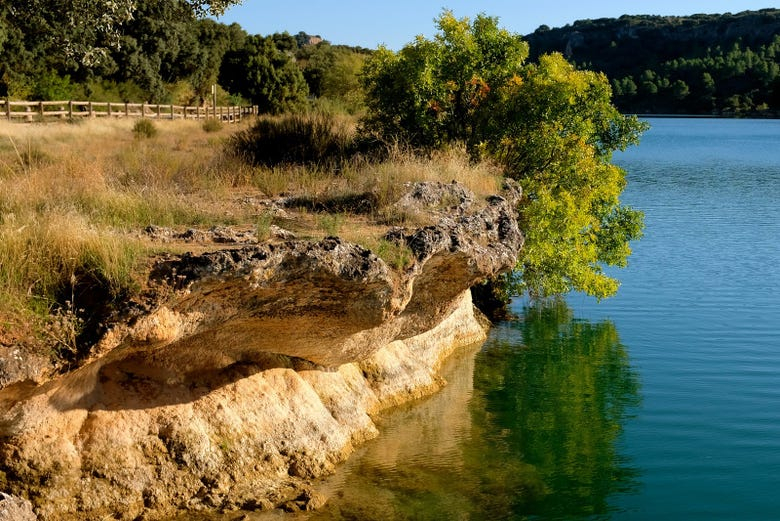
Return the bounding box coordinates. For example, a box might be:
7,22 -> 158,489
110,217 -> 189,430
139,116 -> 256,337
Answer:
308,299 -> 641,521
471,299 -> 641,519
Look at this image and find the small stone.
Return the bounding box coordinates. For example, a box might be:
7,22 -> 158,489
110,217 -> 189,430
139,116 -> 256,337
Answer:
269,225 -> 296,240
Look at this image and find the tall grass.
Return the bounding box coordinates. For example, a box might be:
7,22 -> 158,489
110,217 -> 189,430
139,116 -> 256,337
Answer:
0,212 -> 143,308
0,118 -> 249,352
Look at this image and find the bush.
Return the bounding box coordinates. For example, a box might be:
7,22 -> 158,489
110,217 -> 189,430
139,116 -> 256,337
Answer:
132,118 -> 158,139
360,11 -> 647,299
229,112 -> 358,167
202,118 -> 223,133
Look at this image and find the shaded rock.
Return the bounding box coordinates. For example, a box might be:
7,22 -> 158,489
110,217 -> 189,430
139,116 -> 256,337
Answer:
143,225 -> 259,245
283,192 -> 379,215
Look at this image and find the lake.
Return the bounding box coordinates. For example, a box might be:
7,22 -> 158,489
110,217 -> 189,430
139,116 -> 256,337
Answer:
299,118 -> 780,520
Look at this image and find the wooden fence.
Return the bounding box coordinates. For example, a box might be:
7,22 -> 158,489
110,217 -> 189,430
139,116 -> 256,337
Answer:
0,99 -> 259,123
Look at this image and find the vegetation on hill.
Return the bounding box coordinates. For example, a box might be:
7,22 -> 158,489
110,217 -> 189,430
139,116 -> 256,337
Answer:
525,9 -> 780,115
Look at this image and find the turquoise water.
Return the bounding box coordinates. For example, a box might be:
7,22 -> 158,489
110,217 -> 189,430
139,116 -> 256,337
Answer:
575,118 -> 780,519
297,118 -> 780,520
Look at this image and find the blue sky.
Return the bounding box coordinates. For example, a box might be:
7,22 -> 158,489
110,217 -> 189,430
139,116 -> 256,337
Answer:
216,1 -> 776,49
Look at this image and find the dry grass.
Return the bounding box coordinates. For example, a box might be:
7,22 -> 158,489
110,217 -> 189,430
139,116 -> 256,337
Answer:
0,118 -> 249,328
0,116 -> 503,360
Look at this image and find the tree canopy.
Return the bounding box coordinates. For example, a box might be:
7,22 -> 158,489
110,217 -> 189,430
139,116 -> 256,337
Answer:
219,34 -> 309,113
0,1 -> 368,111
1,1 -> 241,67
362,12 -> 646,299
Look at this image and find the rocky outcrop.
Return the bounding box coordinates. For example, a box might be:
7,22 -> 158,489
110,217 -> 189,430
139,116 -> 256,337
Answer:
0,182 -> 522,520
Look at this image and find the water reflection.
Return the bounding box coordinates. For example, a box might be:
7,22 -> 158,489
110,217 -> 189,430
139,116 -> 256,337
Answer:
306,300 -> 641,521
475,300 -> 641,519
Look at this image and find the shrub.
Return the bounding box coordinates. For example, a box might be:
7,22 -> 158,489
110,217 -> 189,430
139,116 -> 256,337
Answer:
360,11 -> 647,299
317,213 -> 344,236
229,112 -> 358,167
132,118 -> 158,139
202,118 -> 223,133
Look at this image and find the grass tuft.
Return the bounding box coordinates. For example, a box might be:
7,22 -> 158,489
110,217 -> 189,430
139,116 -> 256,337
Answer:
202,118 -> 223,133
132,118 -> 158,139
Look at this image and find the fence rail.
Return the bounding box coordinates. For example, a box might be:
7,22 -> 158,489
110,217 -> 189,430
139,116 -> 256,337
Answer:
0,99 -> 258,123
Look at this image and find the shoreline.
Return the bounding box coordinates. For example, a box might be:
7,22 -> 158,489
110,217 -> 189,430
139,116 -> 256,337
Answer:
0,180 -> 523,520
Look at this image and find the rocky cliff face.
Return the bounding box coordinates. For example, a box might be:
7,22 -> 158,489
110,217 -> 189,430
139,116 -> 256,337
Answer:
0,181 -> 522,520
526,9 -> 780,71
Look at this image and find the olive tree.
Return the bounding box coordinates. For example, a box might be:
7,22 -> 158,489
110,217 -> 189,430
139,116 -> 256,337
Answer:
361,11 -> 647,299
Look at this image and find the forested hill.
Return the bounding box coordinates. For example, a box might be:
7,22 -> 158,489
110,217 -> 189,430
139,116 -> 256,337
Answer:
525,9 -> 780,115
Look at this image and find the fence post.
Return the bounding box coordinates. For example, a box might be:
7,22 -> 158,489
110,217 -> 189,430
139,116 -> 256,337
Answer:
69,100 -> 73,119
141,103 -> 145,118
25,106 -> 32,122
5,98 -> 10,120
39,101 -> 44,120
108,102 -> 112,118
156,104 -> 161,119
88,101 -> 94,118
170,104 -> 174,120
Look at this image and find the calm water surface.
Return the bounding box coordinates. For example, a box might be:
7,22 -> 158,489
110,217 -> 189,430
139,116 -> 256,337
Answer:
275,119 -> 780,520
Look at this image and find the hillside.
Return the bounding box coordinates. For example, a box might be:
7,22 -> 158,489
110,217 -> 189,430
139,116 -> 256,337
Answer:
525,9 -> 780,115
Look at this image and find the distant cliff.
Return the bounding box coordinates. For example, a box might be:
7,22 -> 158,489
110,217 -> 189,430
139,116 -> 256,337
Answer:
526,9 -> 780,115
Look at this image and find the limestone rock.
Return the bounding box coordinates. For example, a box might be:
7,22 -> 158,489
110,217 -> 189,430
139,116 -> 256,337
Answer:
0,181 -> 523,520
0,493 -> 37,521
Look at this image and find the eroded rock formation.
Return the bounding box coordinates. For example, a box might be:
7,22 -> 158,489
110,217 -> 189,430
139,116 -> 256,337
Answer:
0,182 -> 522,520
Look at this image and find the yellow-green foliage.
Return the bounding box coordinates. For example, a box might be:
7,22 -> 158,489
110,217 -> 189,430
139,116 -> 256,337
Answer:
361,11 -> 647,299
487,53 -> 646,298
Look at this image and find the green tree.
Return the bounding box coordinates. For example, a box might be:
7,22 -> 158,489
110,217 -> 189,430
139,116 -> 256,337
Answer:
361,11 -> 646,299
362,12 -> 529,150
0,0 -> 242,99
1,0 -> 240,67
219,35 -> 308,113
